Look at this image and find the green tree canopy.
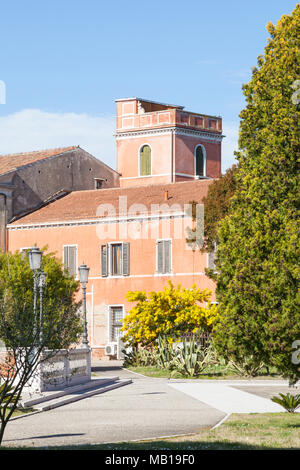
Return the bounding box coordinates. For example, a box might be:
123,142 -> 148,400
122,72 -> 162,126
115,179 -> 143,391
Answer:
0,248 -> 82,349
213,6 -> 300,384
202,164 -> 238,252
0,248 -> 84,444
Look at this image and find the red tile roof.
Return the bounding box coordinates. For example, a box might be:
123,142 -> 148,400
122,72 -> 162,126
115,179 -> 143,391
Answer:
0,146 -> 79,175
9,180 -> 213,226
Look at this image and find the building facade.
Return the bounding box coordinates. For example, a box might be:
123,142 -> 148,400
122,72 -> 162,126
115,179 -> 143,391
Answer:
0,146 -> 120,251
7,98 -> 222,359
116,98 -> 222,188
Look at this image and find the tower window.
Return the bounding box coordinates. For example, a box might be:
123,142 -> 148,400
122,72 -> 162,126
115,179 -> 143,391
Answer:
195,145 -> 206,178
139,145 -> 151,176
94,178 -> 104,189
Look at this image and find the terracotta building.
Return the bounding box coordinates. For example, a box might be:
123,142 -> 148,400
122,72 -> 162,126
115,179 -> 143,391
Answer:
0,146 -> 120,251
116,97 -> 222,188
7,98 -> 223,359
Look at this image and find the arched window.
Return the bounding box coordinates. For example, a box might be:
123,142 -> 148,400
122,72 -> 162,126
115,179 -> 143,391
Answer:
139,145 -> 151,176
195,145 -> 206,178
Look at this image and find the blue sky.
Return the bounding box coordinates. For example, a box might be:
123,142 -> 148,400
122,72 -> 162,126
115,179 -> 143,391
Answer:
0,0 -> 297,171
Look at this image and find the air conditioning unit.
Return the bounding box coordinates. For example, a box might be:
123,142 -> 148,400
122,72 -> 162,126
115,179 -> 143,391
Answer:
105,343 -> 117,356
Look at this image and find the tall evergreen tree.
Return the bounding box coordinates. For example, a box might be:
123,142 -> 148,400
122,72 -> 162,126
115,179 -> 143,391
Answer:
213,5 -> 300,383
202,164 -> 238,252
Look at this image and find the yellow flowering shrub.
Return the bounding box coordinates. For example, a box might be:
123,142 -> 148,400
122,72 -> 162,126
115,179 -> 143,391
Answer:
122,281 -> 219,346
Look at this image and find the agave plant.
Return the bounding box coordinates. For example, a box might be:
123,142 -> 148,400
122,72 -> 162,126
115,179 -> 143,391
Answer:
227,355 -> 265,378
123,346 -> 155,367
271,392 -> 300,413
154,336 -> 176,370
172,338 -> 210,377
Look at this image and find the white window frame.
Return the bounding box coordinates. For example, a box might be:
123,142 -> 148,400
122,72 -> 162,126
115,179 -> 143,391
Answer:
107,304 -> 125,343
101,242 -> 130,278
109,242 -> 123,277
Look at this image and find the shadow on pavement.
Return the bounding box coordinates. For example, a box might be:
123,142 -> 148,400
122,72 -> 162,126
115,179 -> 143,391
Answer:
4,433 -> 85,442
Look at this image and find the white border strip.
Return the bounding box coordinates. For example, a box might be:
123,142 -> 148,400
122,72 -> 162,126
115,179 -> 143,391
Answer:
8,211 -> 186,230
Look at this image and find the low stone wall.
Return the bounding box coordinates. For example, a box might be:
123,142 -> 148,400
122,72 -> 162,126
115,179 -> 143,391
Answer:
21,348 -> 92,394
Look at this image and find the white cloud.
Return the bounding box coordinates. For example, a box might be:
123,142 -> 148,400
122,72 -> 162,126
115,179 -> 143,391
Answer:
0,108 -> 238,175
0,109 -> 116,168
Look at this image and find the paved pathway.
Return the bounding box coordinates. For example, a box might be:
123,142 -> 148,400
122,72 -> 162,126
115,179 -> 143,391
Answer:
169,381 -> 295,414
2,362 -> 298,448
2,364 -> 224,448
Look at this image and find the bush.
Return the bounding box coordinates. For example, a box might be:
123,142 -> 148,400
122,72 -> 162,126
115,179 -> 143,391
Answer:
271,393 -> 300,413
124,334 -> 216,378
122,282 -> 219,347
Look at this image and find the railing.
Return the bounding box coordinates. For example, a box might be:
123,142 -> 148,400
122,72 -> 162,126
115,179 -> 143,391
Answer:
23,348 -> 91,393
178,331 -> 211,348
117,108 -> 222,133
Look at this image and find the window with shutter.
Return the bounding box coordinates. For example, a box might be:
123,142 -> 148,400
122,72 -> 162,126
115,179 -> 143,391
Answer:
164,240 -> 171,273
156,239 -> 172,274
111,243 -> 122,276
157,240 -> 164,273
101,244 -> 108,277
63,245 -> 77,277
140,145 -> 151,176
122,242 -> 130,276
102,243 -> 130,277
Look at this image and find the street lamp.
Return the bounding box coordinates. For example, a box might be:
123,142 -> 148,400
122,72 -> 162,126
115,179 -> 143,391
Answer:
28,245 -> 42,271
78,262 -> 90,348
29,245 -> 43,344
38,270 -> 47,343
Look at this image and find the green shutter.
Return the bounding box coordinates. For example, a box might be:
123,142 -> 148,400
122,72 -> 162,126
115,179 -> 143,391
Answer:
69,246 -> 77,277
140,145 -> 151,176
101,244 -> 108,277
164,240 -> 171,273
157,240 -> 164,273
157,240 -> 172,274
63,246 -> 69,273
122,243 -> 130,276
64,246 -> 77,277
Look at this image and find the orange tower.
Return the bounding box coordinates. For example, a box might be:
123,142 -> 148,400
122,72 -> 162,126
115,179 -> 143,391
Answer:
115,97 -> 223,188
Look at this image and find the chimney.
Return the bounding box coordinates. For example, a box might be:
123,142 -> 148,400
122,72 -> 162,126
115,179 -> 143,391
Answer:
164,190 -> 169,201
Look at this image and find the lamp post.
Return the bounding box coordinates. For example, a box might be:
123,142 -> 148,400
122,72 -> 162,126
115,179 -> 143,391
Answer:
38,270 -> 47,343
29,245 -> 42,344
78,262 -> 90,348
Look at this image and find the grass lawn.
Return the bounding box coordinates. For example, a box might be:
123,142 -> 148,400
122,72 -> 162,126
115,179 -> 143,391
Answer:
2,413 -> 299,450
8,408 -> 34,419
96,413 -> 300,450
126,365 -> 280,380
